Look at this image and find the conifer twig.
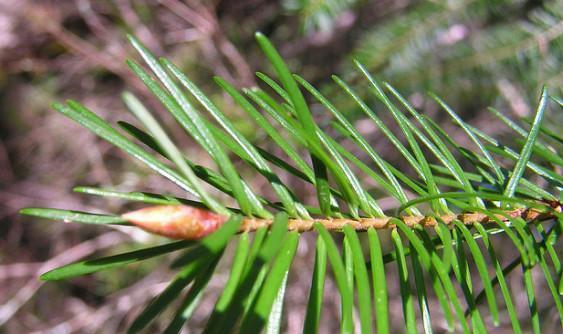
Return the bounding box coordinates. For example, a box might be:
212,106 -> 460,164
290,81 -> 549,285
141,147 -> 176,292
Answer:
122,203 -> 561,240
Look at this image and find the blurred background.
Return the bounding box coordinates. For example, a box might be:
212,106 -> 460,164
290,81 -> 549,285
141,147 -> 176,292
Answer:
0,0 -> 561,333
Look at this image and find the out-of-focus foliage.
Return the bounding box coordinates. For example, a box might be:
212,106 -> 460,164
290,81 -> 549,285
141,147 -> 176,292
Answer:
284,0 -> 361,33
338,0 -> 563,113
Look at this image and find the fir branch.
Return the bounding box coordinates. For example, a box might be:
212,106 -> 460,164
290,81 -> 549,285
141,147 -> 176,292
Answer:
121,202 -> 562,239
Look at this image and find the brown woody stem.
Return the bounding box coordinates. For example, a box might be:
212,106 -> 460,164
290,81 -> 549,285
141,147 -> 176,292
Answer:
239,206 -> 561,233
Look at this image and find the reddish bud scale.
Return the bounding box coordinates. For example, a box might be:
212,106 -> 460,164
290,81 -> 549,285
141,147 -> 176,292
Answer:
122,205 -> 228,240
